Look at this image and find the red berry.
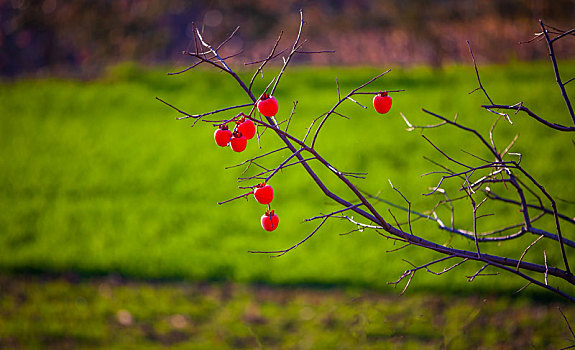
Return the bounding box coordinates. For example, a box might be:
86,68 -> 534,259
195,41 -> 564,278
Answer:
229,132 -> 247,152
237,118 -> 256,140
373,92 -> 392,114
257,94 -> 279,117
261,210 -> 279,231
254,183 -> 273,204
214,125 -> 232,147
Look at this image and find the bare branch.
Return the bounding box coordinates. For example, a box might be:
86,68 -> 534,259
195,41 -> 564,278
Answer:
540,20 -> 575,126
247,31 -> 285,93
169,101 -> 253,121
482,104 -> 575,132
270,10 -> 305,95
389,180 -> 413,235
265,149 -> 303,183
226,147 -> 289,169
427,258 -> 469,276
285,101 -> 298,133
467,40 -> 494,104
467,263 -> 496,282
559,307 -> 575,341
402,112 -> 448,132
311,70 -> 391,148
337,215 -> 383,230
544,250 -> 549,285
487,191 -> 575,225
304,204 -> 364,222
217,190 -> 253,205
390,256 -> 456,294
422,109 -> 499,160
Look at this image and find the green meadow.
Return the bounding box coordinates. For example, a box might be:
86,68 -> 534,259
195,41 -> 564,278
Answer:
1,62 -> 575,347
2,62 -> 574,291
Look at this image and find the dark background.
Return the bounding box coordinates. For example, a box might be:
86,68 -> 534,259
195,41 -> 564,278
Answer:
1,0 -> 575,77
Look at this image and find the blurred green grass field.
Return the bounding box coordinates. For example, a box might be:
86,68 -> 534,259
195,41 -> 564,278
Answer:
1,275 -> 573,349
0,61 -> 574,297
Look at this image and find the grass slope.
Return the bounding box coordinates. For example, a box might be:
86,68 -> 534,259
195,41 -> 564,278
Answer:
0,62 -> 574,296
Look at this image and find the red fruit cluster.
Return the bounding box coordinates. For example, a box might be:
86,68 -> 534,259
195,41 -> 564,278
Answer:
213,117 -> 256,152
373,92 -> 392,114
214,97 -> 282,232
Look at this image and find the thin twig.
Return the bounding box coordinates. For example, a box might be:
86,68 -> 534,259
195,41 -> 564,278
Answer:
467,40 -> 494,104
559,307 -> 575,341
540,20 -> 575,126
249,217 -> 329,257
482,104 -> 575,132
305,203 -> 364,222
311,70 -> 391,148
226,147 -> 288,169
467,263 -> 496,282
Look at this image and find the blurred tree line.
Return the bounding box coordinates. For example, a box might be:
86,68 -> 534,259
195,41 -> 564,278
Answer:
1,0 -> 574,77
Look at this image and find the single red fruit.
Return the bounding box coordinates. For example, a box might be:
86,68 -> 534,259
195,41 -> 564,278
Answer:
214,125 -> 232,147
229,132 -> 247,152
373,92 -> 392,114
237,118 -> 256,140
261,209 -> 279,231
257,94 -> 279,117
254,183 -> 273,204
